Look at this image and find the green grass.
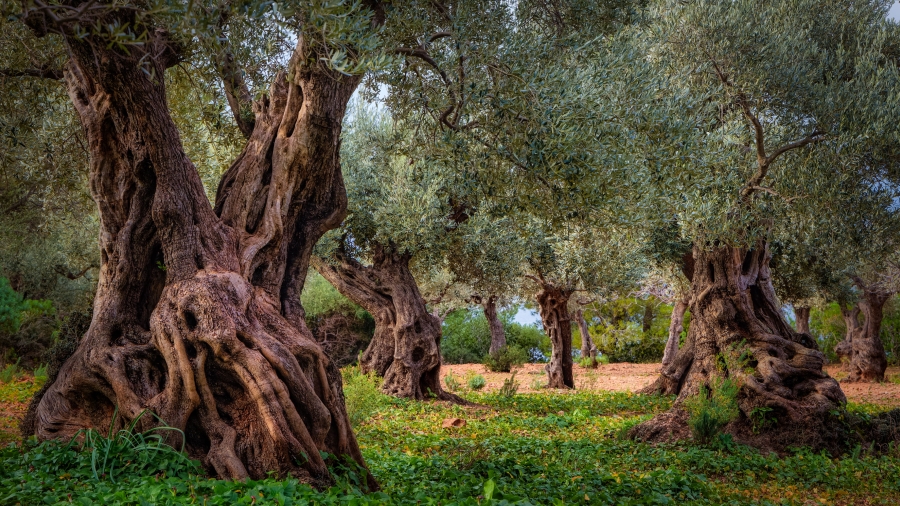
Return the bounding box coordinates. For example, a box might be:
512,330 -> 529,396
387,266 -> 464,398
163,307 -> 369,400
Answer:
1,374 -> 899,505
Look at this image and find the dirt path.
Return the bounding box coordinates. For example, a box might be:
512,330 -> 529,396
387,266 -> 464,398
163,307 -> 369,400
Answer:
443,363 -> 900,408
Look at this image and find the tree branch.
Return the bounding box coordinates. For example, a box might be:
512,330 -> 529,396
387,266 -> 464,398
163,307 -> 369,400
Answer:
0,65 -> 64,80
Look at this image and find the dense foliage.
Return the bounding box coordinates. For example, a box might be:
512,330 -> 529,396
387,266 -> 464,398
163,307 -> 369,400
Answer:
441,306 -> 549,364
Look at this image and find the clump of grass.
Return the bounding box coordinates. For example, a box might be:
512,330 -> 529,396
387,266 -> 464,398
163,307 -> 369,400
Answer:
0,359 -> 20,383
529,377 -> 546,390
444,372 -> 461,392
33,363 -> 48,384
342,365 -> 385,427
499,371 -> 519,397
684,377 -> 739,444
467,374 -> 486,390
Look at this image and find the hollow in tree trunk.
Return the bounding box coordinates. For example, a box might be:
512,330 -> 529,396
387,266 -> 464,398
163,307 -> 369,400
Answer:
20,20 -> 371,485
312,243 -> 459,401
574,309 -> 596,367
844,280 -> 892,382
794,305 -> 811,335
483,295 -> 507,356
536,282 -> 574,389
835,304 -> 861,367
634,243 -> 844,448
661,297 -> 688,369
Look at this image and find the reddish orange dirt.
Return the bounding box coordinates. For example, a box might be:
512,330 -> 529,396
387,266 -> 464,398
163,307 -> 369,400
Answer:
443,363 -> 900,408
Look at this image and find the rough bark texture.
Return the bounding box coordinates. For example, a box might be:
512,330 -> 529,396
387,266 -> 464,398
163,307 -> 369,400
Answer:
312,244 -> 459,401
844,285 -> 891,382
483,295 -> 507,356
536,283 -> 574,389
794,306 -> 811,335
21,16 -> 370,485
835,305 -> 861,367
574,309 -> 596,366
661,297 -> 688,369
634,243 -> 845,449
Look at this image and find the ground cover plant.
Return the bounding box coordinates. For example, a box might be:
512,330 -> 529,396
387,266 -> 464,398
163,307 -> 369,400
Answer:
3,371 -> 900,505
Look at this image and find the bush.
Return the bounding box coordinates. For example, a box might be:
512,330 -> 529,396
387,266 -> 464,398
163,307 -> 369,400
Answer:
684,377 -> 740,444
483,345 -> 528,372
302,271 -> 374,367
0,360 -> 19,383
443,373 -> 461,392
442,306 -> 550,364
467,374 -> 486,390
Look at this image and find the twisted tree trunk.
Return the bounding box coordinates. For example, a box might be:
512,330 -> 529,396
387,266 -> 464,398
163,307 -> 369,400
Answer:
483,295 -> 507,356
661,297 -> 688,368
794,306 -> 811,335
835,305 -> 861,366
634,243 -> 844,447
21,18 -> 370,484
844,283 -> 891,382
536,283 -> 574,389
574,309 -> 596,366
312,244 -> 458,401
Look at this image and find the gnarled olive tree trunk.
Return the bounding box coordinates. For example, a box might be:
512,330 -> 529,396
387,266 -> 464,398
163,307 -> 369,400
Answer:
574,309 -> 596,366
536,283 -> 574,389
843,282 -> 891,382
21,21 -> 370,485
634,243 -> 844,446
312,244 -> 458,401
835,304 -> 861,366
661,297 -> 688,369
483,295 -> 507,356
794,306 -> 811,335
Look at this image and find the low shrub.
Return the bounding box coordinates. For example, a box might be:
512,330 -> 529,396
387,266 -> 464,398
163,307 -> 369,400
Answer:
0,360 -> 19,383
499,372 -> 519,397
483,345 -> 528,372
684,377 -> 739,444
467,374 -> 486,390
443,373 -> 461,392
342,366 -> 386,427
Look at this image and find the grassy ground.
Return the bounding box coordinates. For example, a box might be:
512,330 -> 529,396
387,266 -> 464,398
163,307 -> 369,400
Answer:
1,368 -> 899,505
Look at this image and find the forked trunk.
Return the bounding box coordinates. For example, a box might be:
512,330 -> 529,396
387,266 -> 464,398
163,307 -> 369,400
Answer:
312,244 -> 458,401
20,21 -> 371,485
845,288 -> 890,382
661,297 -> 688,368
574,309 -> 596,366
536,283 -> 574,388
835,305 -> 861,366
484,295 -> 507,355
794,306 -> 811,334
634,243 -> 844,448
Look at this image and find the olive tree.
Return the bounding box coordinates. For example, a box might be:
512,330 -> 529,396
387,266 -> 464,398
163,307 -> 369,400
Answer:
633,0 -> 900,448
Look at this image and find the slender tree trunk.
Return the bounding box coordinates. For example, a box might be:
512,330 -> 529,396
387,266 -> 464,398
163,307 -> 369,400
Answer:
20,20 -> 371,484
835,305 -> 861,367
794,306 -> 811,334
661,297 -> 688,369
845,288 -> 891,382
312,243 -> 458,401
574,308 -> 596,366
642,302 -> 655,333
634,243 -> 844,447
536,283 -> 574,389
484,295 -> 507,355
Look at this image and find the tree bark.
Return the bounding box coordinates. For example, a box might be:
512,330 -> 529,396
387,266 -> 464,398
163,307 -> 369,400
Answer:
794,306 -> 811,334
312,243 -> 458,401
835,304 -> 861,367
844,285 -> 891,382
536,283 -> 574,388
21,18 -> 370,485
642,302 -> 655,333
574,308 -> 596,366
483,295 -> 507,356
661,297 -> 688,369
634,243 -> 844,446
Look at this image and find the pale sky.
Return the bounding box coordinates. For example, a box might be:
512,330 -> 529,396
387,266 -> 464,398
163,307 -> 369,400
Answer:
891,2 -> 900,20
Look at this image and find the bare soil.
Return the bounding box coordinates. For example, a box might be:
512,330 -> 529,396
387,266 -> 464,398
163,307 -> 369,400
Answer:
443,363 -> 900,408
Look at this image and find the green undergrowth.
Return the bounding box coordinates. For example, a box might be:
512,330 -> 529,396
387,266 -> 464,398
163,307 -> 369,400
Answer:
1,374 -> 899,505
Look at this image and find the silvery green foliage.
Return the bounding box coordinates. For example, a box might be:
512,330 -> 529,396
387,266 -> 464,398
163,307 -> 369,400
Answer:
638,0 -> 900,250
